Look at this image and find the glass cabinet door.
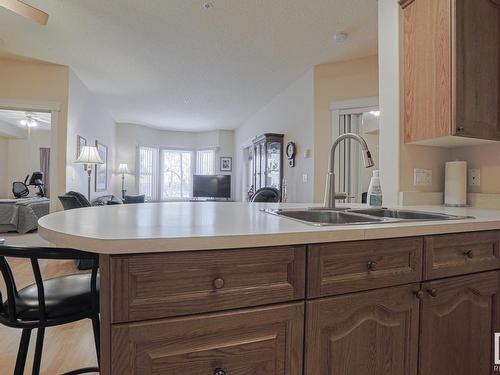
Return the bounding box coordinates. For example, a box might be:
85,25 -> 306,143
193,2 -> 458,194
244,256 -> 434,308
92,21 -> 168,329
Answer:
266,141 -> 281,190
250,133 -> 284,201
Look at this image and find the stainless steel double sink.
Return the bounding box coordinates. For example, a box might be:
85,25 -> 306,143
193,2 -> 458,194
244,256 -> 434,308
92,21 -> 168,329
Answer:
263,207 -> 473,226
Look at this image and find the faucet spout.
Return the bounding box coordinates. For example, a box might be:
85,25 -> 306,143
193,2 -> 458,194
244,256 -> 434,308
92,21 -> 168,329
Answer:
324,133 -> 375,209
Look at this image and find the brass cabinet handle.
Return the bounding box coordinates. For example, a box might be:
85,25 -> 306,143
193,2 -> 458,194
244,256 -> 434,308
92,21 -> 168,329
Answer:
414,290 -> 424,300
427,288 -> 438,297
214,368 -> 226,375
463,250 -> 474,259
367,261 -> 377,271
213,278 -> 225,289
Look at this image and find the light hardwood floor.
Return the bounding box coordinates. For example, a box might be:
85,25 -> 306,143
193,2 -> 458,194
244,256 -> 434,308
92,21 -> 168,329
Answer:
0,233 -> 98,374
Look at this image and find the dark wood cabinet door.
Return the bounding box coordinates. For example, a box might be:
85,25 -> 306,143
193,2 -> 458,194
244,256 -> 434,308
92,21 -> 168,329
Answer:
112,303 -> 304,375
305,285 -> 420,375
419,271 -> 500,375
454,0 -> 500,140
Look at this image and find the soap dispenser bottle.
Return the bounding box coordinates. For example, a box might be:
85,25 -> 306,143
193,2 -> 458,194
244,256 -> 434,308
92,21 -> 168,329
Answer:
367,170 -> 383,207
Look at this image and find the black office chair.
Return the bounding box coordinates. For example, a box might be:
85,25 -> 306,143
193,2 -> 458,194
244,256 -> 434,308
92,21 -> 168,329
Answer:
12,181 -> 29,199
58,191 -> 92,211
123,194 -> 145,204
0,245 -> 100,375
250,187 -> 281,203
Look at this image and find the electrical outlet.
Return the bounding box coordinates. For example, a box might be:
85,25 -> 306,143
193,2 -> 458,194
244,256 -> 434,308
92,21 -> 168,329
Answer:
469,169 -> 481,186
414,168 -> 432,186
302,174 -> 308,183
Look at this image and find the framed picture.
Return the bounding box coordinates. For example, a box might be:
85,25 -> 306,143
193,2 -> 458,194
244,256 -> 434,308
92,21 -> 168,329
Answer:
77,135 -> 87,159
220,156 -> 232,172
94,141 -> 108,192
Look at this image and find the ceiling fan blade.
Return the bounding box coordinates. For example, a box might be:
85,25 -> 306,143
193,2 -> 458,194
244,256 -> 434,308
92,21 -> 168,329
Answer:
0,0 -> 48,25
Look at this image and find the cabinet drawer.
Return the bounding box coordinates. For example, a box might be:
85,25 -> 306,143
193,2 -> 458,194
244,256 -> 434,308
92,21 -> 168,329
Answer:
307,238 -> 423,297
111,246 -> 305,322
424,231 -> 500,279
111,303 -> 304,375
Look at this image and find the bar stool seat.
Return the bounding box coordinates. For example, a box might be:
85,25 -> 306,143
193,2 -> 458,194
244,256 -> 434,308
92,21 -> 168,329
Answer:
0,245 -> 100,375
4,274 -> 99,321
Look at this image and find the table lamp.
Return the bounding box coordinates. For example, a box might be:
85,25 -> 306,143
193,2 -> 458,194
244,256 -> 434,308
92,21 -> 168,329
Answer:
118,163 -> 129,198
75,146 -> 104,200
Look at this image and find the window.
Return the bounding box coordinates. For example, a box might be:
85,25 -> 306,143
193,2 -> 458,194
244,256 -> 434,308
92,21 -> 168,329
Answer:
138,146 -> 159,201
196,149 -> 215,175
161,150 -> 192,199
138,146 -> 216,200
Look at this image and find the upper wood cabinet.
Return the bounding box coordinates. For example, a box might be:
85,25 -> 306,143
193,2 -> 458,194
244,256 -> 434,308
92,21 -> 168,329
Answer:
401,0 -> 500,145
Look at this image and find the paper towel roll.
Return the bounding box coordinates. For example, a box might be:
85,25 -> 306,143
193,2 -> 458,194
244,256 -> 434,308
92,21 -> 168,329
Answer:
444,161 -> 467,206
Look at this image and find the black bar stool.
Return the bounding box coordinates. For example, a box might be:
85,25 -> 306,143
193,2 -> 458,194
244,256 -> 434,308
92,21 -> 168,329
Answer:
0,245 -> 100,375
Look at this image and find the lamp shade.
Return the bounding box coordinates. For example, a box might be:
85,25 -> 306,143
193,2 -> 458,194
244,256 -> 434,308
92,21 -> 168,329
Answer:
75,146 -> 104,164
118,163 -> 129,173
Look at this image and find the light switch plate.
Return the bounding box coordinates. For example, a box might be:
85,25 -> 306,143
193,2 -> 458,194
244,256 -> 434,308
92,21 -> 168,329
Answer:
414,168 -> 432,186
469,169 -> 481,186
302,174 -> 308,183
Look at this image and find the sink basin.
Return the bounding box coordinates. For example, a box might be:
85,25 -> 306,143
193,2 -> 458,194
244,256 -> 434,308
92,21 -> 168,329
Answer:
348,208 -> 471,221
264,207 -> 473,226
264,209 -> 386,226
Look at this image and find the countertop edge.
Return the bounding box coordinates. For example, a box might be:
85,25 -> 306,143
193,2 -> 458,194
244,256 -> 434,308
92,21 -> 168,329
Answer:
38,219 -> 500,255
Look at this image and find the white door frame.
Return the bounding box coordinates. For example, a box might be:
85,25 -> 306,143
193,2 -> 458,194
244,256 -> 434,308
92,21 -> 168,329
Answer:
330,97 -> 379,202
0,99 -> 62,212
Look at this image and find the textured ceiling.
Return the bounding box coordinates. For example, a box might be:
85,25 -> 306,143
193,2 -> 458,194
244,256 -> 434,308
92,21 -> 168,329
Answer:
0,0 -> 378,131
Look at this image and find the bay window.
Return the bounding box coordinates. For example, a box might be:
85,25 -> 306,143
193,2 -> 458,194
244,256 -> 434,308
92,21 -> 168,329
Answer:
138,146 -> 216,200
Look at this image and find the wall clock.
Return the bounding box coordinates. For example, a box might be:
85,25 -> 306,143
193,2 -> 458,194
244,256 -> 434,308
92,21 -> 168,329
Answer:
286,141 -> 296,167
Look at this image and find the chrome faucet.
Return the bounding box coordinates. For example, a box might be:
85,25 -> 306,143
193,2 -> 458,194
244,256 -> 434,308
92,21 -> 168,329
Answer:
324,133 -> 375,208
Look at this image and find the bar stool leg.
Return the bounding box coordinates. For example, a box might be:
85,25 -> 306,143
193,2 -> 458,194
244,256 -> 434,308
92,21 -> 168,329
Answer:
91,315 -> 100,367
32,327 -> 45,375
14,328 -> 32,375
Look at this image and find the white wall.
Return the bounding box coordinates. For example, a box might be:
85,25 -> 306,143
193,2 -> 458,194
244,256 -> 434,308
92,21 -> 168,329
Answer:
1,129 -> 51,198
66,70 -> 116,200
115,123 -> 235,198
0,136 -> 8,197
378,0 -> 400,206
234,69 -> 315,203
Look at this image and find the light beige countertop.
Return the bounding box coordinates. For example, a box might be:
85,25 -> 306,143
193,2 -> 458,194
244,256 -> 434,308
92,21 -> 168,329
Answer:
37,202 -> 500,254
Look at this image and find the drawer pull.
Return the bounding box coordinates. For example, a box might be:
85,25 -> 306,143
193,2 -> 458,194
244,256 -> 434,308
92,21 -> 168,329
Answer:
214,368 -> 226,375
427,288 -> 438,297
213,278 -> 225,289
414,290 -> 424,300
367,261 -> 377,271
463,250 -> 474,259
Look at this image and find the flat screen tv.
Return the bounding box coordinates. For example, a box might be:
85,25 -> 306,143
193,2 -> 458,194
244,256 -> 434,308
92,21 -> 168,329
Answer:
193,174 -> 231,199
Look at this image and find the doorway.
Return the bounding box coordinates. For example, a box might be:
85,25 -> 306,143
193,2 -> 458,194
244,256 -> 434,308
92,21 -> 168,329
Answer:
331,97 -> 380,203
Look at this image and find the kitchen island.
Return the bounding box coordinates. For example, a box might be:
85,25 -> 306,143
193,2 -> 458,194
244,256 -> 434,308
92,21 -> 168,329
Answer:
38,202 -> 500,375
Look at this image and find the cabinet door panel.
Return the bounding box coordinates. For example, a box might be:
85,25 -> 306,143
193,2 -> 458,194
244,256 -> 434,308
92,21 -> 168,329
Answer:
454,0 -> 500,139
306,285 -> 420,375
112,303 -> 304,375
403,0 -> 452,142
419,271 -> 500,375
